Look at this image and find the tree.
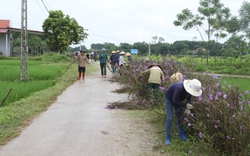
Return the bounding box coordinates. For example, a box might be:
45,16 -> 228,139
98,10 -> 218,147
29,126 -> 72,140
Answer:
158,37 -> 165,43
104,42 -> 117,53
132,42 -> 148,55
172,41 -> 189,54
224,35 -> 248,57
152,36 -> 158,44
239,1 -> 250,40
226,16 -> 241,35
42,10 -> 88,52
156,43 -> 170,55
119,43 -> 132,52
173,0 -> 231,64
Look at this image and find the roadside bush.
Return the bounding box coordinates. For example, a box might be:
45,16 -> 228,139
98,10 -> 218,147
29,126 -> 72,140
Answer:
109,57 -> 190,110
42,52 -> 72,62
184,73 -> 250,156
110,57 -> 250,155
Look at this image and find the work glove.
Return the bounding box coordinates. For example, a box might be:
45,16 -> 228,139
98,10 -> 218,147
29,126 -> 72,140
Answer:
186,103 -> 193,109
184,109 -> 191,115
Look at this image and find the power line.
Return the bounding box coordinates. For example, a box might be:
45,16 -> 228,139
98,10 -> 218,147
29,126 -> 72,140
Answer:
41,0 -> 49,13
36,0 -> 47,16
89,33 -> 134,44
44,0 -> 51,10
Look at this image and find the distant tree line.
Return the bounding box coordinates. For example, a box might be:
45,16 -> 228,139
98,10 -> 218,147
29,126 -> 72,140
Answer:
11,0 -> 250,59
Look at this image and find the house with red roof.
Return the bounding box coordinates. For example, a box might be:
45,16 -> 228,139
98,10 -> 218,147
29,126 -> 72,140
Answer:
0,20 -> 12,56
0,19 -> 44,56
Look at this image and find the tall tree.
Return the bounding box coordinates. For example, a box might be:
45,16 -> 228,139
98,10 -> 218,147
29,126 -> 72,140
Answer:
152,36 -> 158,44
173,0 -> 231,64
239,1 -> 250,40
42,10 -> 88,52
132,42 -> 148,55
158,37 -> 165,43
119,43 -> 132,52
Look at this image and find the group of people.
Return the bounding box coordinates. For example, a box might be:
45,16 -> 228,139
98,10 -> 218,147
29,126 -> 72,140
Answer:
73,49 -> 202,146
138,63 -> 202,146
73,48 -> 133,80
73,51 -> 98,62
99,48 -> 131,77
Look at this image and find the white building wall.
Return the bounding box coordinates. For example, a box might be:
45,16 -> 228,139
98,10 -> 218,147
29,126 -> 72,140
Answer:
0,33 -> 11,56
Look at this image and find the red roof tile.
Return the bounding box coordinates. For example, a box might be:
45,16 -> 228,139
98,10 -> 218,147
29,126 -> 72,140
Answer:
0,20 -> 10,28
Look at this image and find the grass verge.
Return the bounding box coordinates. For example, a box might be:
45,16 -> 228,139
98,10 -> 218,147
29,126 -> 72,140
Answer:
0,61 -> 98,146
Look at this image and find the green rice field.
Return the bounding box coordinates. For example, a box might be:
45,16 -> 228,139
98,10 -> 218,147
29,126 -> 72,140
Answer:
0,60 -> 63,106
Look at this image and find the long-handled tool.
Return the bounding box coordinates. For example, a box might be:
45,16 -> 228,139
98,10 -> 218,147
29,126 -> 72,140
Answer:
0,88 -> 12,106
55,61 -> 75,81
106,62 -> 112,73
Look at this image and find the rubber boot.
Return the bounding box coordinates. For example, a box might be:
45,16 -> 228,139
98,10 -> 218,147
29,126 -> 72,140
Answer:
165,135 -> 171,145
179,131 -> 188,141
82,73 -> 85,80
78,72 -> 81,80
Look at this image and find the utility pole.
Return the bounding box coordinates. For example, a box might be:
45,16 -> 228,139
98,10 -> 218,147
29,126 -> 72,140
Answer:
20,0 -> 28,80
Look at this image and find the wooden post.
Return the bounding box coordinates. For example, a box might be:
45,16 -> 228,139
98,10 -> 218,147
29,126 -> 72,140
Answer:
0,88 -> 13,106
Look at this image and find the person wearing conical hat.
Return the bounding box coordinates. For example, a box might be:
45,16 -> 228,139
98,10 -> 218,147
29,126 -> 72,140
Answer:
118,51 -> 126,76
126,52 -> 132,62
119,51 -> 126,66
110,51 -> 117,73
138,63 -> 164,90
164,79 -> 202,146
137,63 -> 165,105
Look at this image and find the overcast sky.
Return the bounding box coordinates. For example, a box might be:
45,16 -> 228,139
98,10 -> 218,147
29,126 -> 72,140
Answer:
0,0 -> 246,49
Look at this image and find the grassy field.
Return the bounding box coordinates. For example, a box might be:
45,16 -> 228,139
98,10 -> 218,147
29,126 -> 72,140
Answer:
221,76 -> 250,92
0,55 -> 98,145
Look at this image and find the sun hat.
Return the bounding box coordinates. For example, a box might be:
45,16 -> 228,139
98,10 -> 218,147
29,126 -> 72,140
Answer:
147,63 -> 162,70
120,51 -> 125,55
126,52 -> 131,56
183,79 -> 202,97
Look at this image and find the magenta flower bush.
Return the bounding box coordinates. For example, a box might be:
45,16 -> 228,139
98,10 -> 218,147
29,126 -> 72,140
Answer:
109,57 -> 250,155
109,57 -> 190,108
184,73 -> 250,155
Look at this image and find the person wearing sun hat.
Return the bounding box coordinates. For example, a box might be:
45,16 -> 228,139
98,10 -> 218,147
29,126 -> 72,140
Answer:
164,79 -> 202,145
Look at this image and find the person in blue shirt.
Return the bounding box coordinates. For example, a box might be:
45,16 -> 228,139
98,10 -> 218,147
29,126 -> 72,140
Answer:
115,50 -> 120,68
165,79 -> 202,145
99,48 -> 108,78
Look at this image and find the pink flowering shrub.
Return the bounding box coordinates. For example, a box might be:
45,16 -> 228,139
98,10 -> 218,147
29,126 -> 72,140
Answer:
109,57 -> 189,109
109,57 -> 250,155
184,73 -> 250,155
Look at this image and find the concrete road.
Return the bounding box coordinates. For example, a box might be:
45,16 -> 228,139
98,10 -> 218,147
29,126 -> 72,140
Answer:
0,69 -> 160,156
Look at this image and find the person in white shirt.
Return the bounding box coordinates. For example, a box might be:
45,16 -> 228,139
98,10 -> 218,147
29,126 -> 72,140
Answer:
118,51 -> 126,76
119,51 -> 126,66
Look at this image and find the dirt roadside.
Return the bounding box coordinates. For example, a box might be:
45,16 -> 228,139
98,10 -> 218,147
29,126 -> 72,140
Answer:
0,66 -> 163,156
